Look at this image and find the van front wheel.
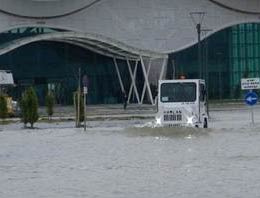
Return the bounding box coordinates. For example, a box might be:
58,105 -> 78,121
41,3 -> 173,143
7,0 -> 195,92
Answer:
203,118 -> 208,128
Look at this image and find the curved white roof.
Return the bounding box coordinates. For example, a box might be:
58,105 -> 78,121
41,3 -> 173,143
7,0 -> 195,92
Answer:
0,0 -> 259,54
0,32 -> 168,60
0,0 -> 100,18
209,0 -> 260,14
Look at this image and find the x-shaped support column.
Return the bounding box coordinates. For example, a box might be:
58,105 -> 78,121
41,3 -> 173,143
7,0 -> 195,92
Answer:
126,59 -> 140,104
113,57 -> 125,94
159,57 -> 168,81
140,56 -> 154,105
127,60 -> 140,104
140,59 -> 152,104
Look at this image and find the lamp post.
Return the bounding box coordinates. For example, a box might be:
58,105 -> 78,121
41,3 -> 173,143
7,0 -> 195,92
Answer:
82,74 -> 89,132
196,23 -> 202,79
190,12 -> 206,79
216,52 -> 223,100
191,12 -> 213,119
202,30 -> 212,117
77,67 -> 81,128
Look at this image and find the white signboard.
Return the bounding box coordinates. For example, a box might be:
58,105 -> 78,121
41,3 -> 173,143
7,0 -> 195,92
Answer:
0,71 -> 14,85
241,78 -> 260,90
83,86 -> 88,94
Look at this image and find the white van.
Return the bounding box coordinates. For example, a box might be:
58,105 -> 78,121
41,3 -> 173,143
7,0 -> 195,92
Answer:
156,79 -> 208,128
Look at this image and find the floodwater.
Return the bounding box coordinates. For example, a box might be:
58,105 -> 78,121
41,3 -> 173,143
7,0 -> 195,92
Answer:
1,110 -> 260,198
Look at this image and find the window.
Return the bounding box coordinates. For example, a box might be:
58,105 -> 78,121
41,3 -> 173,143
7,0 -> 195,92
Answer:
160,82 -> 196,103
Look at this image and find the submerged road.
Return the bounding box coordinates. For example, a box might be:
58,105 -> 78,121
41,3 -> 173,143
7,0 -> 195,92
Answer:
1,103 -> 260,197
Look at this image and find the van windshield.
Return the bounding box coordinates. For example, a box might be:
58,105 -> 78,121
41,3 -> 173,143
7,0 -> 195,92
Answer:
160,82 -> 196,102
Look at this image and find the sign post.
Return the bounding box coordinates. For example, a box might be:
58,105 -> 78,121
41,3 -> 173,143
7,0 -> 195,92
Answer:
241,78 -> 260,125
82,75 -> 89,131
76,68 -> 81,128
244,91 -> 258,124
83,86 -> 88,131
251,105 -> 254,125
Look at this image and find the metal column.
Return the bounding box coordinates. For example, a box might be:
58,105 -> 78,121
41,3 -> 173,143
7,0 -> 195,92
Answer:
140,56 -> 154,105
113,57 -> 125,94
126,59 -> 141,104
159,57 -> 168,80
141,59 -> 152,103
127,60 -> 140,104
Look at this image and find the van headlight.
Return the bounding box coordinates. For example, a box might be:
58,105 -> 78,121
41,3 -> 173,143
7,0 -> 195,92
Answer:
187,116 -> 198,125
156,116 -> 162,125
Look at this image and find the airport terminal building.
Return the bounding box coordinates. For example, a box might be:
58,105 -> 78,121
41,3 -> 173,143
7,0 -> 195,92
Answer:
0,0 -> 259,104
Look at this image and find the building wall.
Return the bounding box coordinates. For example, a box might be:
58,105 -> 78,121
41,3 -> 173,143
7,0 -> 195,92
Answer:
0,0 -> 259,103
0,0 -> 259,53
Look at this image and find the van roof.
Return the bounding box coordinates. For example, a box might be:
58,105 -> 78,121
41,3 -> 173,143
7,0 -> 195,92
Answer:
159,79 -> 205,84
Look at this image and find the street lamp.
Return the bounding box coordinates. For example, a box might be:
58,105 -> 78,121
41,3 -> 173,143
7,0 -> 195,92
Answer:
197,23 -> 202,79
190,12 -> 206,79
190,12 -> 213,117
202,29 -> 212,117
216,52 -> 223,100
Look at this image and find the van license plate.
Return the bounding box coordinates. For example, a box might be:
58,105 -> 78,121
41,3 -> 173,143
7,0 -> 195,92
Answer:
164,114 -> 182,121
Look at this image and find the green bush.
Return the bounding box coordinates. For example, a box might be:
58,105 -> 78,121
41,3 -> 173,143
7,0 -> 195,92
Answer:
21,87 -> 39,128
0,94 -> 8,120
45,91 -> 55,120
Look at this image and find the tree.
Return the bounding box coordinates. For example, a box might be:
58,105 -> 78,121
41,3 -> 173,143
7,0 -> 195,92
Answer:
0,94 -> 8,120
20,87 -> 39,128
45,91 -> 55,120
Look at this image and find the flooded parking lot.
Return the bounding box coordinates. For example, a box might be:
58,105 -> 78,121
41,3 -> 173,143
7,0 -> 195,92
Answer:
1,108 -> 260,198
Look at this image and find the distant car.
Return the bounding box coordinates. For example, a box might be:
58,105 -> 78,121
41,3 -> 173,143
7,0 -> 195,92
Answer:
11,100 -> 21,117
4,97 -> 20,117
0,70 -> 19,117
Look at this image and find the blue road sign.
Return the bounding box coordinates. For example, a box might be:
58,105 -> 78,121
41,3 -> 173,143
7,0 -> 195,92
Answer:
245,91 -> 258,106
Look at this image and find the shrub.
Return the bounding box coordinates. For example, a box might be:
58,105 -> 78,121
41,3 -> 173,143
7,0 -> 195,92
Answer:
21,87 -> 39,128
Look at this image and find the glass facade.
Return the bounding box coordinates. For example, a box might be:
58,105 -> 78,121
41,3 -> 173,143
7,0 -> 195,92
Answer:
0,24 -> 259,105
230,24 -> 260,98
0,27 -> 133,105
169,23 -> 260,100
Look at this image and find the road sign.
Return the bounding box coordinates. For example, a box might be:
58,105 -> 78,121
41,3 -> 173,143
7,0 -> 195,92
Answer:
82,75 -> 89,87
241,78 -> 260,90
245,91 -> 258,106
83,86 -> 88,94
